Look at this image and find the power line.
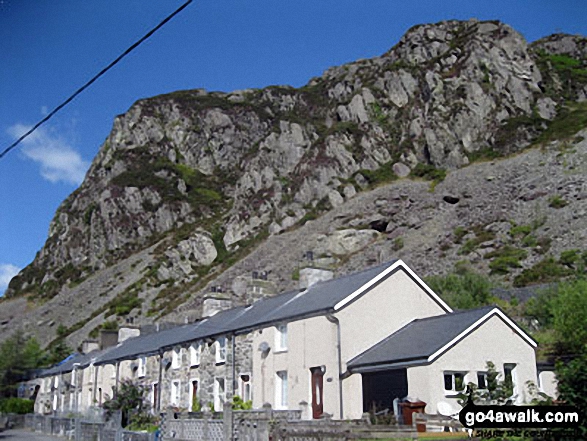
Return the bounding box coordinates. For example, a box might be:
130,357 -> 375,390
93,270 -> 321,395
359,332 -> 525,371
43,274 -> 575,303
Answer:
0,0 -> 193,160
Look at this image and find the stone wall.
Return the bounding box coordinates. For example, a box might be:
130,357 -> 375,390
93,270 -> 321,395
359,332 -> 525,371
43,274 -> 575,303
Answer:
24,413 -> 156,441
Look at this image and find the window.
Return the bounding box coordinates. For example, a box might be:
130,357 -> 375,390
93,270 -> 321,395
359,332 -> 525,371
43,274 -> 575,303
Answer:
443,372 -> 465,393
239,374 -> 251,402
216,337 -> 226,364
275,371 -> 288,409
172,348 -> 182,369
189,379 -> 199,412
477,372 -> 488,389
138,357 -> 146,378
275,324 -> 287,351
214,377 -> 226,411
189,343 -> 201,367
504,363 -> 517,396
171,380 -> 181,406
151,383 -> 159,409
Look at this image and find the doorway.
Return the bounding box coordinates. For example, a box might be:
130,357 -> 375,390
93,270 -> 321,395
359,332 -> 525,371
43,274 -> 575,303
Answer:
361,368 -> 408,414
310,366 -> 324,419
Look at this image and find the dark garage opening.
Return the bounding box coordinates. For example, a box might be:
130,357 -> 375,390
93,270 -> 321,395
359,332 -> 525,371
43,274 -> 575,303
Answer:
362,368 -> 408,414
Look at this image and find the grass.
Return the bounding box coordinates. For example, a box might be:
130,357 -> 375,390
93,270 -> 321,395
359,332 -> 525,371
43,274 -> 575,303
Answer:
356,162 -> 398,189
410,163 -> 447,183
537,101 -> 587,144
453,227 -> 468,244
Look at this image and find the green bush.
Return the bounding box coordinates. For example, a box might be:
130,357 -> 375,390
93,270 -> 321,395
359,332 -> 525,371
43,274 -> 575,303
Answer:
485,246 -> 527,275
513,257 -> 573,287
426,269 -> 493,310
410,163 -> 447,183
357,163 -> 398,188
549,195 -> 568,209
0,397 -> 34,414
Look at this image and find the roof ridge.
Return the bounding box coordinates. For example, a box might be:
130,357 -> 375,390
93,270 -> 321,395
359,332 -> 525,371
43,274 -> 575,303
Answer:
307,259 -> 397,289
411,305 -> 496,323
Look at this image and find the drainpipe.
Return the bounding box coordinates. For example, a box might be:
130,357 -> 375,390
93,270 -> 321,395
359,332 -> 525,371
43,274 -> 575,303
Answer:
326,314 -> 343,419
73,363 -> 80,413
92,364 -> 98,405
231,334 -> 237,398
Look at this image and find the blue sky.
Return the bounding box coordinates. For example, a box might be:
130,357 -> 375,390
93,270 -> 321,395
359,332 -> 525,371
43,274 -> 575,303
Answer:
0,0 -> 586,294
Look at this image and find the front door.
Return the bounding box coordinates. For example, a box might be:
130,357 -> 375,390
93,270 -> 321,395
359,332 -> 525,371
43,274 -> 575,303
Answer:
310,367 -> 324,419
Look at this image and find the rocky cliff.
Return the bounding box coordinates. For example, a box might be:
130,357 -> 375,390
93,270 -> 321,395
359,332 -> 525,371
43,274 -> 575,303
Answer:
2,19 -> 586,348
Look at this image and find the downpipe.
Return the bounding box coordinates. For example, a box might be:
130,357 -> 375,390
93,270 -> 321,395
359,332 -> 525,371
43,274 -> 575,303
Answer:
326,314 -> 343,419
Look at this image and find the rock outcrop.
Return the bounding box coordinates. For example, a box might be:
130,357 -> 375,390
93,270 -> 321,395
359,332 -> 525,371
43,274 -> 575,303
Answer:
2,20 -> 586,348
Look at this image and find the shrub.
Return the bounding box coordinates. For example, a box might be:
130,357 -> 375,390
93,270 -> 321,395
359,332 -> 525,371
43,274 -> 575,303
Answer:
358,163 -> 398,188
0,397 -> 34,414
426,269 -> 493,310
513,257 -> 573,287
410,163 -> 447,183
549,195 -> 568,209
485,246 -> 527,275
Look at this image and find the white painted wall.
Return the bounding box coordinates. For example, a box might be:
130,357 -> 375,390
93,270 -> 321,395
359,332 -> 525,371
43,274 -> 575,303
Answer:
406,314 -> 537,414
538,370 -> 558,398
253,315 -> 340,417
252,266 -> 450,420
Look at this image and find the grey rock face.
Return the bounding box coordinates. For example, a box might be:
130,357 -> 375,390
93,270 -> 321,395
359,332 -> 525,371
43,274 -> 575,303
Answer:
3,22 -> 586,347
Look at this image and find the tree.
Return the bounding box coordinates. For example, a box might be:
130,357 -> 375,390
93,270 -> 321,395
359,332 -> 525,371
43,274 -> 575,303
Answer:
426,268 -> 493,309
103,380 -> 155,428
550,279 -> 587,355
458,361 -> 514,406
556,352 -> 587,439
0,331 -> 45,398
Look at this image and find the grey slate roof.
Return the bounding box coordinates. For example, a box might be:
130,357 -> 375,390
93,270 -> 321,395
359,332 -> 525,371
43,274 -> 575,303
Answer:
40,259 -> 411,372
347,306 -> 498,372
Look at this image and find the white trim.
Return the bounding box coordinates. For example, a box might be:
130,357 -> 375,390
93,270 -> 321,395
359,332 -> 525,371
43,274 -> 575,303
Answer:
334,260 -> 452,312
427,308 -> 537,363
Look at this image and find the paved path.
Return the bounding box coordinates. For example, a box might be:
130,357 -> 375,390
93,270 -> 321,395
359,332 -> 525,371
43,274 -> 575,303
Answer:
0,429 -> 62,441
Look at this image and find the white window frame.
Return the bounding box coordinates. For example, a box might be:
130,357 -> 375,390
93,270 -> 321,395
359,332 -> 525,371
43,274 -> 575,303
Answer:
443,371 -> 466,394
214,377 -> 226,411
171,348 -> 182,369
503,363 -> 518,400
275,324 -> 288,352
88,365 -> 95,384
189,343 -> 201,367
239,373 -> 252,403
138,356 -> 146,378
170,379 -> 181,407
151,382 -> 158,409
215,337 -> 226,364
275,370 -> 288,409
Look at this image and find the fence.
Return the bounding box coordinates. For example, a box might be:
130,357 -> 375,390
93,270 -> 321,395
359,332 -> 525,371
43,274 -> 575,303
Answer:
24,413 -> 157,441
163,412 -> 224,441
22,406 -> 433,441
160,405 -> 418,441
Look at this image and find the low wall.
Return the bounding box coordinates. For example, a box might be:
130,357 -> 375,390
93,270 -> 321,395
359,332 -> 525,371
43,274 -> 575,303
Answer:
24,413 -> 156,441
